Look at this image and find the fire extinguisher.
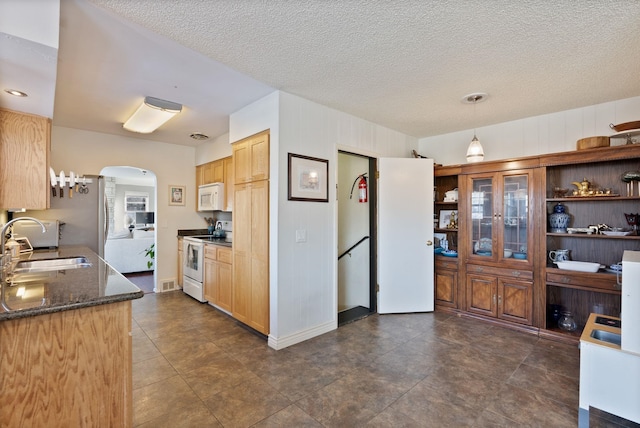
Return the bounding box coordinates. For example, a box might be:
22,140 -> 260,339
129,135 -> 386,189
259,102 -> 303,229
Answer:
349,173 -> 368,203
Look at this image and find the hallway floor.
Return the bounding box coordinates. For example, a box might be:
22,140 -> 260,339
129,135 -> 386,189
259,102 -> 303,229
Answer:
131,291 -> 637,427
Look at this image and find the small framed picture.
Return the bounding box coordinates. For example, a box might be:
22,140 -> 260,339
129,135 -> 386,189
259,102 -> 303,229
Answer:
439,210 -> 458,229
169,185 -> 185,206
288,153 -> 329,202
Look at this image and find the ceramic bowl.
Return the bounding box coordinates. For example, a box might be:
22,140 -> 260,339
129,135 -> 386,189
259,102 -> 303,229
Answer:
504,249 -> 513,258
513,252 -> 527,260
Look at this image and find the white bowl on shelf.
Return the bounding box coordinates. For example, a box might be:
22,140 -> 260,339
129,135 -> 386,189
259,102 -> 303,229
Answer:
554,261 -> 602,273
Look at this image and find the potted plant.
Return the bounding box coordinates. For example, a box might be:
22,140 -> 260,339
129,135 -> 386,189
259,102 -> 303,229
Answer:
142,243 -> 155,269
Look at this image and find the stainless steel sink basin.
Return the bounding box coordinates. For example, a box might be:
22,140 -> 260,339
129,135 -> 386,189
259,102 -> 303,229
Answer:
591,329 -> 622,346
13,256 -> 92,274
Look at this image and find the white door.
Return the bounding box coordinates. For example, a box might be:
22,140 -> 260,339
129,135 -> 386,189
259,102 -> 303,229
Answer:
378,158 -> 434,313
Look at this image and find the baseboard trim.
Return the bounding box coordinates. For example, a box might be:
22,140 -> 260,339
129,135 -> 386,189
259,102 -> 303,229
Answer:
268,319 -> 336,350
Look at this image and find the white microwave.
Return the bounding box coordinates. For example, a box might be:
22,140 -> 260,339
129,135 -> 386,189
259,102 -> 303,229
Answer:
198,183 -> 224,211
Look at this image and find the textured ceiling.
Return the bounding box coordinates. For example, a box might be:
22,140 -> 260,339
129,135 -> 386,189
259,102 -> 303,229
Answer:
51,0 -> 640,146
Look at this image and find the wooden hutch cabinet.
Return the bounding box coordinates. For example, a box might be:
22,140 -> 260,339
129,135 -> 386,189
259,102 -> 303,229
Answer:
434,143 -> 640,343
434,166 -> 460,309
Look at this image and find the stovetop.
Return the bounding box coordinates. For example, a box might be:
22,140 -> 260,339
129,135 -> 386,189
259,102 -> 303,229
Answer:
184,235 -> 232,246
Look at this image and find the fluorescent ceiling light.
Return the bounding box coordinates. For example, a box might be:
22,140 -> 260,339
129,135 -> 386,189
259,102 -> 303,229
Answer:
123,96 -> 182,134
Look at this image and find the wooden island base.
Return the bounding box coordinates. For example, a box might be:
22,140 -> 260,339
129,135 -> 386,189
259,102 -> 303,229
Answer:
0,301 -> 133,427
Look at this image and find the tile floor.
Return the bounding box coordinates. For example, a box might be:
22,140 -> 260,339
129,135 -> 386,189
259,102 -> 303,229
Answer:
131,291 -> 637,427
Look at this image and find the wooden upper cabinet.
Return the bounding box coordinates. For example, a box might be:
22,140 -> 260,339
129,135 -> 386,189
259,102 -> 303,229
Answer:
0,109 -> 51,210
212,160 -> 224,183
196,164 -> 205,189
223,157 -> 234,211
233,131 -> 270,184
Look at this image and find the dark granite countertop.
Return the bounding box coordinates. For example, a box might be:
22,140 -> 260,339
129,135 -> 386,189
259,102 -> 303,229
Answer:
1,246 -> 143,321
178,229 -> 232,247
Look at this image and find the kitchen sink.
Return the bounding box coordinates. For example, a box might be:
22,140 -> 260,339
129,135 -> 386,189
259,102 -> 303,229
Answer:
590,329 -> 622,346
12,256 -> 92,274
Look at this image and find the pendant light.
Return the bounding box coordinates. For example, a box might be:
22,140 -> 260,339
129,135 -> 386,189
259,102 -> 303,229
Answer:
462,93 -> 487,163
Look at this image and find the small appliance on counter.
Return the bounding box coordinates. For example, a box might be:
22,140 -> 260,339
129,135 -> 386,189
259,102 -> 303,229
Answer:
12,219 -> 60,249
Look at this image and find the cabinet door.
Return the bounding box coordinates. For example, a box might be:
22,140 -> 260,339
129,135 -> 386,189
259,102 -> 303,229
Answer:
232,182 -> 251,323
435,268 -> 457,308
217,261 -> 233,313
212,160 -> 224,183
249,134 -> 269,181
203,257 -> 217,303
498,277 -> 533,325
466,273 -> 497,317
501,171 -> 532,264
196,165 -> 204,189
223,157 -> 234,211
0,109 -> 50,210
203,162 -> 215,184
249,180 -> 269,334
233,140 -> 250,184
468,174 -> 495,260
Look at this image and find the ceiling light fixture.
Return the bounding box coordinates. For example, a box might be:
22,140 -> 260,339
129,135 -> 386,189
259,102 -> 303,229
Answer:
4,89 -> 28,97
189,132 -> 209,141
462,93 -> 487,163
123,96 -> 182,134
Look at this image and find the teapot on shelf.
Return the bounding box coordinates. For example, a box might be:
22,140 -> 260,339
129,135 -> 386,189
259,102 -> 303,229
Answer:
571,178 -> 593,196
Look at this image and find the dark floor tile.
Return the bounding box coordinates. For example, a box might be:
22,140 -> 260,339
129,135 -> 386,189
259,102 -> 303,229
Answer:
486,383 -> 577,427
203,377 -> 292,428
181,353 -> 260,400
133,375 -> 202,426
132,331 -> 162,363
364,405 -> 426,427
507,363 -> 579,408
420,365 -> 503,409
132,355 -> 177,390
135,401 -> 222,427
523,342 -> 580,379
472,409 -> 520,427
162,341 -> 226,374
251,404 -> 323,427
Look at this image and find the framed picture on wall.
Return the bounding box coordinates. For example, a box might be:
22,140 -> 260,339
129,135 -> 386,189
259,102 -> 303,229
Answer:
288,153 -> 329,202
169,185 -> 185,206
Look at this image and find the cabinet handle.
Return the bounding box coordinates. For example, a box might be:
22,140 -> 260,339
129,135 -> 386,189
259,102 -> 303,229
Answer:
475,267 -> 484,273
561,276 -> 571,284
493,294 -> 497,304
512,271 -> 521,277
498,295 -> 502,304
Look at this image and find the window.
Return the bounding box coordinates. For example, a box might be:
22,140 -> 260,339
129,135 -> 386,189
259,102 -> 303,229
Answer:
124,192 -> 149,212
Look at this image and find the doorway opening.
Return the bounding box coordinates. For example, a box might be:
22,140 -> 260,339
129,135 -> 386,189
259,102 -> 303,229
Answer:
100,166 -> 157,293
337,151 -> 377,325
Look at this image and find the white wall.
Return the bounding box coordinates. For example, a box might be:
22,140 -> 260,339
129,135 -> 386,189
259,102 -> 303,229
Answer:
51,126 -> 203,288
195,132 -> 231,165
230,91 -> 418,349
419,96 -> 640,165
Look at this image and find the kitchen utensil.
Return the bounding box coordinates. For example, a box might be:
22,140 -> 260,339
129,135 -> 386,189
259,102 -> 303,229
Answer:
554,260 -> 601,273
49,167 -> 57,197
549,249 -> 570,262
74,174 -> 80,192
609,120 -> 640,133
79,177 -> 89,194
577,136 -> 609,150
69,171 -> 75,198
59,170 -> 65,198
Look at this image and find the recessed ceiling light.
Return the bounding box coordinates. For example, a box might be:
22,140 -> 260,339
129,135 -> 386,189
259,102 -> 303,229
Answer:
189,132 -> 209,140
461,92 -> 488,104
4,89 -> 28,97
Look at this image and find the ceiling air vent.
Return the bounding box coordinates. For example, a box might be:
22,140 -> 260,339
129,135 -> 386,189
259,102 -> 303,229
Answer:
189,132 -> 209,141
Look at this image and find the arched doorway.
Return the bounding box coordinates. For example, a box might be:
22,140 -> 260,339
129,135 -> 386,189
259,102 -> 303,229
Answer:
100,166 -> 157,293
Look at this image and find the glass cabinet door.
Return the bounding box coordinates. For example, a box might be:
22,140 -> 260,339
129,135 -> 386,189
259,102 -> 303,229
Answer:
502,173 -> 529,261
471,177 -> 493,257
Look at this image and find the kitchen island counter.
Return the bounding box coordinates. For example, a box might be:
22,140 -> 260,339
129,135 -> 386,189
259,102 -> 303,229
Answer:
0,245 -> 141,427
1,245 -> 143,321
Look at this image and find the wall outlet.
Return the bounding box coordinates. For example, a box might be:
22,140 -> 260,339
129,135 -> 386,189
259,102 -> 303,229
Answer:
295,229 -> 307,243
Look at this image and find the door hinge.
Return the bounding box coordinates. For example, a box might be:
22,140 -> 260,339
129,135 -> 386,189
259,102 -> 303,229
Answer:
376,283 -> 380,293
375,170 -> 380,179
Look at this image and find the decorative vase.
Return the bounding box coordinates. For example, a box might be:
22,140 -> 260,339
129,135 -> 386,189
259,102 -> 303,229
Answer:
549,203 -> 570,233
558,311 -> 577,332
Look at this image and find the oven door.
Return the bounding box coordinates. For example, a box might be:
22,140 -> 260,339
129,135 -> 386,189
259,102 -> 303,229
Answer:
183,239 -> 204,283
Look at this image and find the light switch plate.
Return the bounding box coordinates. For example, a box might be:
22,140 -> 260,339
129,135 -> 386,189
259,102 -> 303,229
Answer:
295,229 -> 307,243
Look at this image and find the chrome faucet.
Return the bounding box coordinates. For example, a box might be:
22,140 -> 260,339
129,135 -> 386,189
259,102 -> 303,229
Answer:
1,217 -> 46,269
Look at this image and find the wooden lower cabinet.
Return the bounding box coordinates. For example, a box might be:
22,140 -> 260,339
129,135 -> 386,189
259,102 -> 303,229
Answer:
466,269 -> 533,325
204,244 -> 233,313
0,302 -> 133,427
233,180 -> 269,334
435,258 -> 458,308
